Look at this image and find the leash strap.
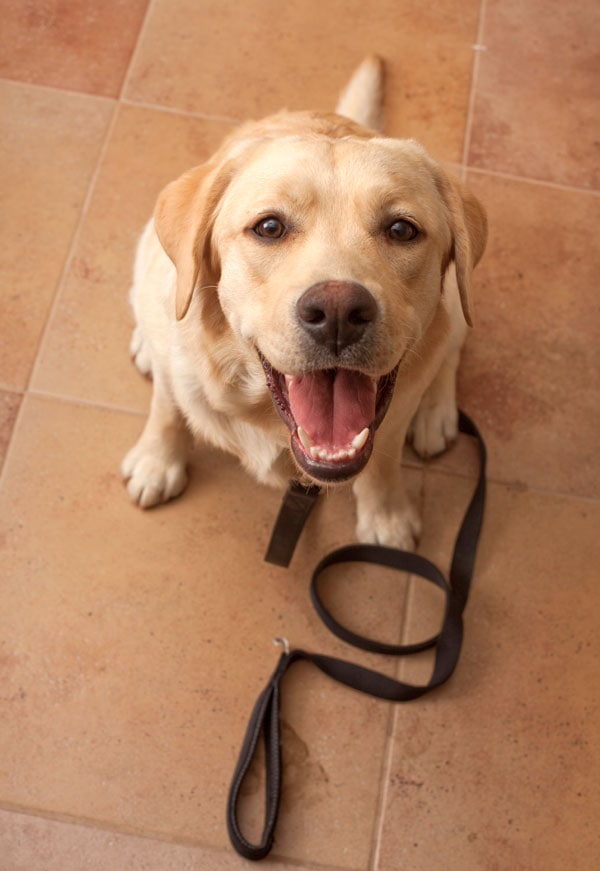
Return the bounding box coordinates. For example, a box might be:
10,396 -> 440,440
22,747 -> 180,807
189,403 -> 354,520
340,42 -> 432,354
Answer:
227,411 -> 486,861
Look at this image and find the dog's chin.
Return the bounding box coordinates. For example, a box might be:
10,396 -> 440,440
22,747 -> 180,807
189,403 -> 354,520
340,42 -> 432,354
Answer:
259,354 -> 399,483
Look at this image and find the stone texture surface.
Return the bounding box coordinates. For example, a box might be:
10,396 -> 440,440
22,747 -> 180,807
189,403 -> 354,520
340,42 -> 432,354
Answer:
1,2 -> 598,868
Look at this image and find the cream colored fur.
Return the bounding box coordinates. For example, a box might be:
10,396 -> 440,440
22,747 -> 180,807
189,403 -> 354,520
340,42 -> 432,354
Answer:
121,56 -> 487,549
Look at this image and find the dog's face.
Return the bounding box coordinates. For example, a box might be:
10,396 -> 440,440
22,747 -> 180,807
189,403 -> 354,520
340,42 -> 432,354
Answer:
155,116 -> 486,483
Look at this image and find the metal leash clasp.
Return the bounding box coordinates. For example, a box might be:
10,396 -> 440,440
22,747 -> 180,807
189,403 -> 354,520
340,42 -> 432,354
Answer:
272,636 -> 290,655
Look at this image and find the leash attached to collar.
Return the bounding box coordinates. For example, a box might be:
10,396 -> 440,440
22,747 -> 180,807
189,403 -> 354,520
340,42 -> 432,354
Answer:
226,411 -> 486,861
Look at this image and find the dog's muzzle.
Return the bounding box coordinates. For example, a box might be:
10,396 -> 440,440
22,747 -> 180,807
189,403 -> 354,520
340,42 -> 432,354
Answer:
259,281 -> 399,482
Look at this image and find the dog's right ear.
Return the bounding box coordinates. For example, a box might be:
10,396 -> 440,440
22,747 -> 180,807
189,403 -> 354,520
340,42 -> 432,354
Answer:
154,162 -> 232,320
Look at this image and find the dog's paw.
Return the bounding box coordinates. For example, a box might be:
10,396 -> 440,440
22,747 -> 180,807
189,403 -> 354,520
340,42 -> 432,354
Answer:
409,398 -> 458,459
129,326 -> 153,379
121,444 -> 188,508
356,502 -> 422,551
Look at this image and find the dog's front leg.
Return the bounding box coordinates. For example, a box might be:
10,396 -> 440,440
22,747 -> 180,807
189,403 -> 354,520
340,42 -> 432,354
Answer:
121,373 -> 192,509
352,415 -> 421,550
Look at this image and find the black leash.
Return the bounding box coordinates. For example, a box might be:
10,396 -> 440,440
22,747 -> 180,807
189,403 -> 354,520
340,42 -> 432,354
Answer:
226,411 -> 486,861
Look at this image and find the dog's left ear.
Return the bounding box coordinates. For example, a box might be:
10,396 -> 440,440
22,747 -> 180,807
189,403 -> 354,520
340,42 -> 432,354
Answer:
154,161 -> 232,320
436,172 -> 488,327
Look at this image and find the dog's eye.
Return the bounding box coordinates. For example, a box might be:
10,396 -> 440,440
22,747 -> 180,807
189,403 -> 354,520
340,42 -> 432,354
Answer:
252,217 -> 286,240
387,219 -> 419,242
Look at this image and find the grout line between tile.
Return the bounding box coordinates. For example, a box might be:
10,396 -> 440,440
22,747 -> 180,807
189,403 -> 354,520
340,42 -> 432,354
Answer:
0,804 -> 359,871
118,0 -> 158,101
368,705 -> 398,871
0,75 -> 117,106
270,852 -> 363,871
425,463 -> 600,505
120,95 -> 240,126
0,389 -> 29,490
466,163 -> 600,196
0,382 -> 25,396
367,470 -> 425,870
461,0 -> 488,168
0,803 -> 222,863
25,388 -> 147,418
25,103 -> 122,395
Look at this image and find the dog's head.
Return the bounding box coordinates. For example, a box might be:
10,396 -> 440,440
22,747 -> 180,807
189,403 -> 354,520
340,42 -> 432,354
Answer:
154,113 -> 487,483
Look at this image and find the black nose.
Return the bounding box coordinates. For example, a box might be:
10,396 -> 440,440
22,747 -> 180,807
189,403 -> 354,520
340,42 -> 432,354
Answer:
296,281 -> 378,354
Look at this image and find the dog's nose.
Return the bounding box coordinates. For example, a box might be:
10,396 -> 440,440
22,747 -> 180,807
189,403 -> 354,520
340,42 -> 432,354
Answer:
296,281 -> 377,354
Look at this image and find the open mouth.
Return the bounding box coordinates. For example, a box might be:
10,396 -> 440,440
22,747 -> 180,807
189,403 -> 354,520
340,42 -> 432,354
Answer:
259,354 -> 399,482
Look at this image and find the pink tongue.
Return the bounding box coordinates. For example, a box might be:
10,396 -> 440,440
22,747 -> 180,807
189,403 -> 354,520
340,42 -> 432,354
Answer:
287,370 -> 377,448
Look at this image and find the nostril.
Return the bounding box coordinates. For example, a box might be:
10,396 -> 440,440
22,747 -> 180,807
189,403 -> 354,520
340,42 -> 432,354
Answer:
303,305 -> 326,325
349,305 -> 374,325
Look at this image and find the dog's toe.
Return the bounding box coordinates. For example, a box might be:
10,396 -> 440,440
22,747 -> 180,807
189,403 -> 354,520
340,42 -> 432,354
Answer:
409,399 -> 458,459
356,502 -> 422,551
121,446 -> 188,508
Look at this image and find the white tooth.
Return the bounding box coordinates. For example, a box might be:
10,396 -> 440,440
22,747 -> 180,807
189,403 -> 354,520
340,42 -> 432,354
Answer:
297,427 -> 313,450
351,427 -> 369,450
308,444 -> 361,463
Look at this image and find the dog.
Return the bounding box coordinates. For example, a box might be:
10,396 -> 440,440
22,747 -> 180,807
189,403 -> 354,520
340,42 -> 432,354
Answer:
121,56 -> 487,550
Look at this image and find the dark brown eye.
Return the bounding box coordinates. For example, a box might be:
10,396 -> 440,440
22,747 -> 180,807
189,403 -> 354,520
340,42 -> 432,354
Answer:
252,216 -> 286,239
387,219 -> 419,242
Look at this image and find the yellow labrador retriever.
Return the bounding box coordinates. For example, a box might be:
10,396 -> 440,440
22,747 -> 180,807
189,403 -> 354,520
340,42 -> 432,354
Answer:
122,57 -> 486,549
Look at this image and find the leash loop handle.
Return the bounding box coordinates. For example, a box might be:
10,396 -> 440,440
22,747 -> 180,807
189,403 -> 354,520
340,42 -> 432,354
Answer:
226,651 -> 289,861
227,411 -> 486,861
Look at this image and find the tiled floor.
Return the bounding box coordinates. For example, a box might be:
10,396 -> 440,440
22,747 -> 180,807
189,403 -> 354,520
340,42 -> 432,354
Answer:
1,0 -> 598,868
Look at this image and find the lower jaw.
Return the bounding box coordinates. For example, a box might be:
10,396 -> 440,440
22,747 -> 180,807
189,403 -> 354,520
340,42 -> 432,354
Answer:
290,429 -> 374,483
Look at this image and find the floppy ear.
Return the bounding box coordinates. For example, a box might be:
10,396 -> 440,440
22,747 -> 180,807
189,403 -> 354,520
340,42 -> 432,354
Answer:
154,162 -> 232,320
436,172 -> 488,327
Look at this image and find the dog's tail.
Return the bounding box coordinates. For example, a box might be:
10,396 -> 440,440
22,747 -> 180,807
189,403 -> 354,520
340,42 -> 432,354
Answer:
335,55 -> 385,132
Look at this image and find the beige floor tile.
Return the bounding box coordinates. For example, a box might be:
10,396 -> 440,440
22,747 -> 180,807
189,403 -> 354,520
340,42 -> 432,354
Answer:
0,82 -> 113,390
468,0 -> 599,189
0,808 -> 328,871
125,0 -> 480,162
434,172 -> 600,498
0,394 -> 422,867
0,0 -> 150,98
376,472 -> 600,870
31,105 -> 234,410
